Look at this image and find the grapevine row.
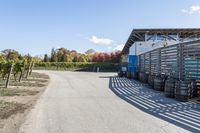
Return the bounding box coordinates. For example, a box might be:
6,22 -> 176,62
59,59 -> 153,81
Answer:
0,60 -> 34,88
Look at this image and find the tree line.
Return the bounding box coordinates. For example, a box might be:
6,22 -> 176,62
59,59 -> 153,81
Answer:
0,49 -> 35,62
0,48 -> 121,74
0,48 -> 122,63
43,48 -> 121,63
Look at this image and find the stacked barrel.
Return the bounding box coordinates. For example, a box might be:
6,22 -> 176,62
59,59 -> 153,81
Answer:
164,78 -> 196,102
164,78 -> 176,98
148,75 -> 155,87
133,72 -> 195,102
154,76 -> 165,91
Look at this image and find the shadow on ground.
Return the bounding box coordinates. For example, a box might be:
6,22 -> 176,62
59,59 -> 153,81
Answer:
109,76 -> 200,133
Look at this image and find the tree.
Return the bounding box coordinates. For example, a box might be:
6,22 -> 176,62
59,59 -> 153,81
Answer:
43,54 -> 49,62
77,54 -> 87,62
98,53 -> 105,62
92,53 -> 99,62
110,51 -> 121,63
0,55 -> 5,63
90,51 -> 121,63
85,49 -> 96,55
24,53 -> 32,63
50,48 -> 58,62
56,48 -> 68,62
1,49 -> 21,61
70,50 -> 78,62
72,55 -> 78,62
104,53 -> 111,62
46,47 -> 122,63
32,55 -> 43,63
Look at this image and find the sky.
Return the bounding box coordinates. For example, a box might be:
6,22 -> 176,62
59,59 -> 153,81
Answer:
0,0 -> 200,56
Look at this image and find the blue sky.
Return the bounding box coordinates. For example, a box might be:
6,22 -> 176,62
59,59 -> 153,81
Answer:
0,0 -> 200,56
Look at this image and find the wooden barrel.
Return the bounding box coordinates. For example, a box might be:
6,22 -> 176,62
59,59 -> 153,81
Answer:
175,81 -> 192,102
131,72 -> 138,80
189,81 -> 195,99
139,72 -> 148,83
164,79 -> 176,98
148,75 -> 155,87
117,71 -> 123,77
154,76 -> 165,91
193,82 -> 200,98
127,72 -> 132,79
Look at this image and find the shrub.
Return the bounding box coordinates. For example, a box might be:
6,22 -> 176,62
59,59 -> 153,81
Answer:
34,62 -> 118,72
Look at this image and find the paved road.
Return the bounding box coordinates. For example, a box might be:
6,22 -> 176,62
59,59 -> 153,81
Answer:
19,71 -> 190,133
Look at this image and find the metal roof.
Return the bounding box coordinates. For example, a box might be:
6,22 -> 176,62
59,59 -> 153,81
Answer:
122,28 -> 200,54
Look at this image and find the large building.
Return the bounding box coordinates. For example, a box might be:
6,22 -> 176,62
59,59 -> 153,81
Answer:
123,28 -> 200,55
122,28 -> 200,64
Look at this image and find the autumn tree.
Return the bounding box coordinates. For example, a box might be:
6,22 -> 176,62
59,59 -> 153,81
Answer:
90,51 -> 121,63
43,54 -> 49,62
0,55 -> 5,63
1,49 -> 22,61
44,47 -> 121,63
50,48 -> 57,62
85,49 -> 96,55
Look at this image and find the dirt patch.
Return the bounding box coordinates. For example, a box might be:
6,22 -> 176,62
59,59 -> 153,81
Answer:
0,72 -> 49,133
29,72 -> 50,79
0,89 -> 39,96
0,101 -> 26,119
8,81 -> 46,88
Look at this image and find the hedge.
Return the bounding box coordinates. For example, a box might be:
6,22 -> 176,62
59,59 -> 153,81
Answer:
34,62 -> 118,72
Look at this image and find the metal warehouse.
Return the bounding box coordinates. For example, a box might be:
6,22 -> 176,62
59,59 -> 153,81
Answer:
120,28 -> 200,102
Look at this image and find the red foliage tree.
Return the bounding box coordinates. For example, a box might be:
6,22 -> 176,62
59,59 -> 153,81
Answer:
91,51 -> 121,63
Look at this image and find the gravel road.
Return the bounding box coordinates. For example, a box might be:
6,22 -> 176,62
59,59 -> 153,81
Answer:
19,71 -> 192,133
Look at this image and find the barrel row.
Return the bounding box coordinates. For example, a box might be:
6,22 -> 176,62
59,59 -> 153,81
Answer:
119,71 -> 197,102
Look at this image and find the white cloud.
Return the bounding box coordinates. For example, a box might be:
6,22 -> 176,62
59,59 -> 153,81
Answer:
182,5 -> 200,14
191,5 -> 200,12
56,46 -> 61,49
113,44 -> 124,51
181,9 -> 188,13
89,35 -> 114,45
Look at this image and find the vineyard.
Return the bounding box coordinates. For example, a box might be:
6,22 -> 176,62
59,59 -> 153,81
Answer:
0,60 -> 34,88
34,62 -> 119,72
0,56 -> 50,130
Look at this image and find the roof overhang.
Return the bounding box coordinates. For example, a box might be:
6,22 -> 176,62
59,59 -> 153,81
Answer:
122,28 -> 200,54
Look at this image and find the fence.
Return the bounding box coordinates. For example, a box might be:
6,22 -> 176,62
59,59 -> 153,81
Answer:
138,40 -> 200,83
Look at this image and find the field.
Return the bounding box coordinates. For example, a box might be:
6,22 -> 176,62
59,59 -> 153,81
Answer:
0,70 -> 49,132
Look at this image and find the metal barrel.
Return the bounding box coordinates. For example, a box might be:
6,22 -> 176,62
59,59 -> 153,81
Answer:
164,78 -> 176,98
148,75 -> 155,87
154,76 -> 165,91
139,72 -> 148,83
175,80 -> 192,102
